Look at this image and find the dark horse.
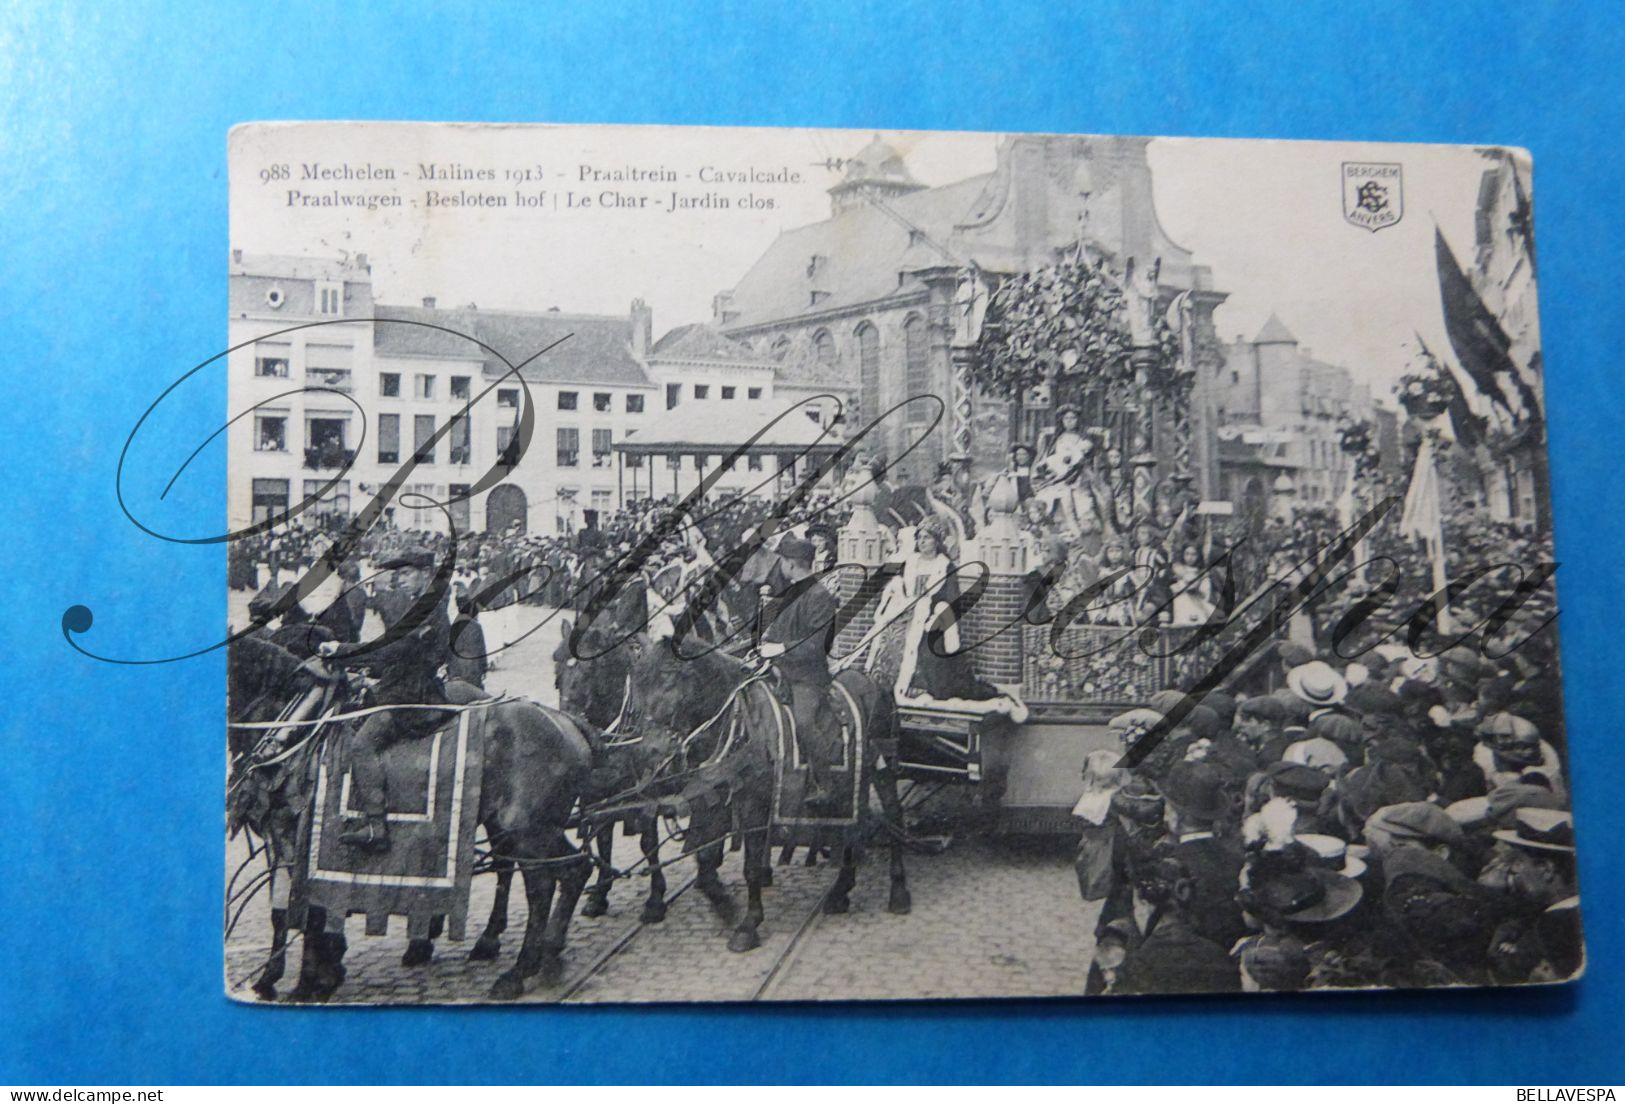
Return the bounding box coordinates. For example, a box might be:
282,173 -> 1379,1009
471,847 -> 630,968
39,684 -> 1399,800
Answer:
599,637 -> 913,951
229,648 -> 595,1001
227,633 -> 327,1000
553,614 -> 683,924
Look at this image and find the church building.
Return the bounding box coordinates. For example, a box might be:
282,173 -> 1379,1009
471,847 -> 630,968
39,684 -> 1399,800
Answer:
713,133 -> 1230,492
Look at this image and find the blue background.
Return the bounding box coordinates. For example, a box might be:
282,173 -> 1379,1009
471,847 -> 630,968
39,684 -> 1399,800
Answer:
2,0 -> 1622,1085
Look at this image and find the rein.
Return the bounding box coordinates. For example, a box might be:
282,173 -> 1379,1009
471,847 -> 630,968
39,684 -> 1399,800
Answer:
584,667 -> 773,815
600,673 -> 641,746
227,695 -> 519,730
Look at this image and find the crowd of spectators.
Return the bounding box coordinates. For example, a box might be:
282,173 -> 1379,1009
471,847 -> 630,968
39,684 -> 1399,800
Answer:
229,485 -> 856,639
1075,625 -> 1577,994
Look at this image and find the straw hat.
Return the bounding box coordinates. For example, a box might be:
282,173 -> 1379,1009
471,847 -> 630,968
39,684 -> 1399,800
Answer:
1287,660 -> 1349,707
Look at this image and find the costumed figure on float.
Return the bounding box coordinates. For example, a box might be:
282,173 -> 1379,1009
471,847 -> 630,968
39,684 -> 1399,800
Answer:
863,516 -> 1025,719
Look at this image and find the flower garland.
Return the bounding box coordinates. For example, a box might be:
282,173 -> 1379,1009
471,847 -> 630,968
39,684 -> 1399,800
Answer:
971,254 -> 1182,406
1394,371 -> 1454,420
1337,418 -> 1382,479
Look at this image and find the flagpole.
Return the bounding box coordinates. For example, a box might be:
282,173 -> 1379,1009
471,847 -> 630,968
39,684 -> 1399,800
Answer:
1429,532 -> 1451,636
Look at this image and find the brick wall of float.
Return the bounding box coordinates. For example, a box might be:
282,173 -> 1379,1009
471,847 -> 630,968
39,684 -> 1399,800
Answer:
824,559 -> 1030,685
959,572 -> 1026,685
831,564 -> 888,662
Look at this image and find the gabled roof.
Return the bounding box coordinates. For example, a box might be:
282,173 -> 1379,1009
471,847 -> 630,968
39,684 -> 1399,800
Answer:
773,356 -> 859,391
1254,312 -> 1299,345
721,174 -> 992,330
650,323 -> 765,362
373,304 -> 653,386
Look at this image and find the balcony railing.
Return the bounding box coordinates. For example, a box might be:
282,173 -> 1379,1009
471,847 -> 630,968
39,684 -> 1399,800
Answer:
304,444 -> 356,470
308,370 -> 353,393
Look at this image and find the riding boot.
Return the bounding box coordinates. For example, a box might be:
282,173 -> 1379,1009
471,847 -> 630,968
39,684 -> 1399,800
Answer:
802,760 -> 840,812
338,813 -> 390,851
793,684 -> 841,812
340,720 -> 392,851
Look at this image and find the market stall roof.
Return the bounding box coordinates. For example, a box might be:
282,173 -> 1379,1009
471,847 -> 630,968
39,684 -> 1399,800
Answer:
614,400 -> 845,456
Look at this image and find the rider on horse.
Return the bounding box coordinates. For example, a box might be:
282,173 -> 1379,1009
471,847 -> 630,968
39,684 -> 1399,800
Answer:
315,549 -> 453,852
757,535 -> 842,811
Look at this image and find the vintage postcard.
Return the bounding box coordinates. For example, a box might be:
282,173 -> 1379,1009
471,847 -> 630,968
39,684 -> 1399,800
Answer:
224,122 -> 1578,1003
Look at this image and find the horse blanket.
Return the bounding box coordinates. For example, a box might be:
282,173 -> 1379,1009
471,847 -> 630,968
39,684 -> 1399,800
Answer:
768,679 -> 865,831
292,705 -> 487,941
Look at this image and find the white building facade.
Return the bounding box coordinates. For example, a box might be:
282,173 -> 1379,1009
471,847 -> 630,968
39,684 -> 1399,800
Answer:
229,253 -> 662,538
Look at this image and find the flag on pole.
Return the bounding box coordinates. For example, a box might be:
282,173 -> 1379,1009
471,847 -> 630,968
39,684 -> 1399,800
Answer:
1401,436 -> 1451,630
1435,227 -> 1542,424
1401,437 -> 1441,542
1414,332 -> 1485,447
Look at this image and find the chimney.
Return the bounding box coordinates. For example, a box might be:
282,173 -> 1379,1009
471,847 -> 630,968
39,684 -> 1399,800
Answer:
712,290 -> 739,326
355,253 -> 368,271
630,298 -> 653,357
422,296 -> 436,309
231,249 -> 242,264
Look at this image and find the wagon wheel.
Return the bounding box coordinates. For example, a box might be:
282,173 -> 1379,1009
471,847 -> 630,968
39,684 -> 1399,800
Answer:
893,780 -> 955,853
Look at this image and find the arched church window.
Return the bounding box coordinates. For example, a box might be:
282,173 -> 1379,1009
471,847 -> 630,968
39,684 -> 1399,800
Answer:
856,321 -> 880,427
903,313 -> 929,423
813,329 -> 836,366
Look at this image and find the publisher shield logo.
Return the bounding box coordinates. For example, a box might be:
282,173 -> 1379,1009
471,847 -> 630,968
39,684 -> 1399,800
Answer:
1343,162 -> 1403,232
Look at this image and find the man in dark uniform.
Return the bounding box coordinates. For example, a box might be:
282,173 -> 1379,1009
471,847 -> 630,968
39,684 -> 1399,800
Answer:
1156,760 -> 1249,952
245,581 -> 337,660
317,550 -> 452,851
446,589 -> 488,689
368,565 -> 416,627
758,536 -> 841,809
318,559 -> 366,644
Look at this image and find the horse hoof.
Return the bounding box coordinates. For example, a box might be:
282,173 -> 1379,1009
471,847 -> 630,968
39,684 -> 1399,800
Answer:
536,955 -> 565,987
580,895 -> 609,919
888,888 -> 913,916
489,972 -> 525,1001
287,971 -> 341,1004
251,980 -> 278,1002
761,867 -> 774,887
401,939 -> 434,968
468,935 -> 501,961
823,895 -> 850,915
640,901 -> 668,925
728,927 -> 761,953
701,886 -> 738,927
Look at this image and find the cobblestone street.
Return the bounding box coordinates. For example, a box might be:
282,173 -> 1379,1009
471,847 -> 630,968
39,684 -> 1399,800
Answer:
226,597 -> 1101,1004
